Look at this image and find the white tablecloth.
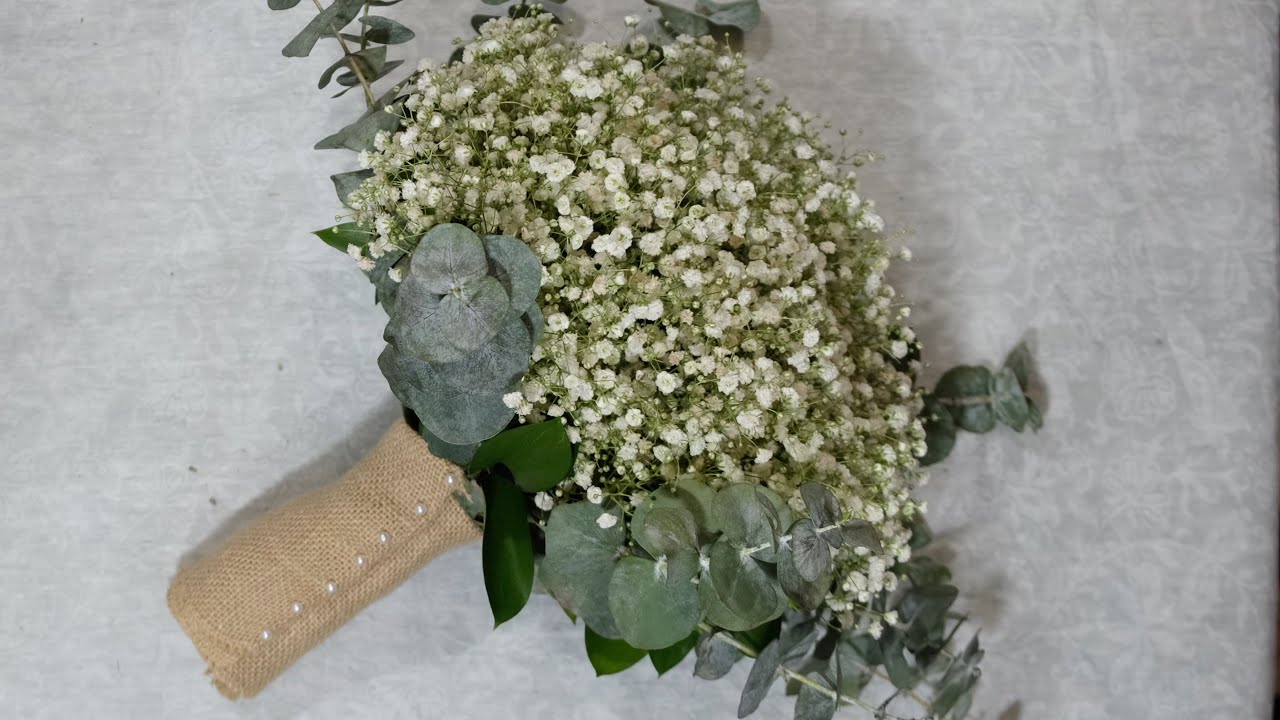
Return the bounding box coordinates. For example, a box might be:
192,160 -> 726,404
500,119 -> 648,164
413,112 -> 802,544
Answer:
3,1 -> 1276,718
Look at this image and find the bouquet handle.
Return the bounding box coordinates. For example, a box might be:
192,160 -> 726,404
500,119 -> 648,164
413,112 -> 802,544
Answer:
167,419 -> 481,699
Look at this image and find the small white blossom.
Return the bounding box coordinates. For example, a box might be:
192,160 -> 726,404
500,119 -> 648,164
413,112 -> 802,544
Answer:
596,512 -> 617,529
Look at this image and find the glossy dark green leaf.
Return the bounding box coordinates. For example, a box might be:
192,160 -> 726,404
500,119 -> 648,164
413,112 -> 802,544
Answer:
481,475 -> 534,627
992,367 -> 1029,432
359,15 -> 415,43
793,673 -> 837,720
609,552 -> 702,649
540,503 -> 625,638
694,631 -> 744,679
838,520 -> 882,553
282,0 -> 365,58
584,626 -> 646,676
934,365 -> 996,433
650,631 -> 698,676
737,638 -> 783,717
330,168 -> 373,207
920,394 -> 957,466
312,222 -> 371,252
469,420 -> 572,492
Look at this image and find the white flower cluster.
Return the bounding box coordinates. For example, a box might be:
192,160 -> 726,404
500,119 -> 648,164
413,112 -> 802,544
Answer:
349,14 -> 925,610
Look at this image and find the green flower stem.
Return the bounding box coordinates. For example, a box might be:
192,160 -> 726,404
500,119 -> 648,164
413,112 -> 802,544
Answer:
697,623 -> 928,720
310,0 -> 375,108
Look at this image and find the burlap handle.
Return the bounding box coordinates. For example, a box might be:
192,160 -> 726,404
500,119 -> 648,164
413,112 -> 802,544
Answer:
167,419 -> 482,699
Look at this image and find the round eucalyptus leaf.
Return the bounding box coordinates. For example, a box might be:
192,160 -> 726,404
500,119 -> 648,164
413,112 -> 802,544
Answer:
694,631 -> 743,680
608,552 -> 701,650
630,487 -> 706,557
409,223 -> 492,293
838,519 -> 883,554
386,277 -> 467,364
711,484 -> 792,563
636,506 -> 699,557
798,483 -> 840,535
707,538 -> 782,625
415,318 -> 532,444
991,366 -> 1030,432
697,564 -> 781,632
794,672 -> 838,720
787,518 -> 831,583
522,303 -> 545,348
673,476 -> 718,537
776,541 -> 830,611
483,234 -> 543,317
933,365 -> 996,433
919,395 -> 956,466
436,275 -> 510,352
541,502 -> 626,639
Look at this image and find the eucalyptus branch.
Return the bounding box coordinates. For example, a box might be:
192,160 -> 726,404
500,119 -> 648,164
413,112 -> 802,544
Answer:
310,0 -> 375,108
698,623 -> 929,720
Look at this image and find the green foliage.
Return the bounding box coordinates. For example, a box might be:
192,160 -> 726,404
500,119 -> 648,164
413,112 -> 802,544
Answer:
469,420 -> 572,492
645,0 -> 761,37
694,631 -> 743,679
282,0 -> 365,58
481,475 -> 534,627
584,626 -> 646,676
608,553 -> 702,649
737,638 -> 782,717
712,483 -> 792,563
330,168 -> 373,206
540,502 -> 626,638
922,341 -> 1044,463
312,221 -> 371,252
793,673 -> 837,720
650,632 -> 698,676
359,15 -> 415,44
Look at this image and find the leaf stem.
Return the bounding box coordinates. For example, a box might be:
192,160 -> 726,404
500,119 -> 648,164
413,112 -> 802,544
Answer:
698,624 -> 925,720
311,0 -> 375,108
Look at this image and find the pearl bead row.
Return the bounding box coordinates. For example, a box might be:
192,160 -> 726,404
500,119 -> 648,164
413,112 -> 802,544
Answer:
258,479 -> 453,642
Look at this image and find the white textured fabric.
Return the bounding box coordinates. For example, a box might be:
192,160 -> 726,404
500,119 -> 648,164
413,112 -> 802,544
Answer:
2,1 -> 1275,719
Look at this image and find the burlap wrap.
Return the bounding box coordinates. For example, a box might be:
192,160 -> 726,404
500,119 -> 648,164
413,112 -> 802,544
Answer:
167,420 -> 481,699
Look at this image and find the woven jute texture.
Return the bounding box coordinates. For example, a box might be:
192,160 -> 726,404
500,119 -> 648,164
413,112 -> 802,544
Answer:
167,420 -> 481,699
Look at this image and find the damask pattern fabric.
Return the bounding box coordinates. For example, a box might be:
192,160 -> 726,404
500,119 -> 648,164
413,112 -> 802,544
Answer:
1,1 -> 1275,718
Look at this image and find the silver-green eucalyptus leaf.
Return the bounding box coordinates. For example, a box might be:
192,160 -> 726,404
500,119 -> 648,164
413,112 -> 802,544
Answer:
712,484 -> 792,562
787,518 -> 831,583
410,223 -> 492,293
694,632 -> 743,680
522,303 -> 544,348
268,0 -> 302,9
707,538 -> 781,625
738,637 -> 783,717
315,98 -> 404,151
413,318 -> 531,443
359,15 -> 415,44
282,0 -> 365,58
776,542 -> 829,611
330,169 -> 372,207
608,552 -> 701,650
991,366 -> 1029,432
793,672 -> 837,720
838,519 -> 883,554
798,483 -> 840,533
436,275 -> 510,352
483,234 -> 543,317
636,505 -> 699,557
541,503 -> 626,639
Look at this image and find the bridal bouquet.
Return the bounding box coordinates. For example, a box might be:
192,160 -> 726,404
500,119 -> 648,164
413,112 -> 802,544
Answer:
169,4 -> 1042,719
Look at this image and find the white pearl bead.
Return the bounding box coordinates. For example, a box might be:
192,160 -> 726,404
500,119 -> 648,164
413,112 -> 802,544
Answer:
260,629 -> 272,641
325,581 -> 337,594
378,531 -> 390,545
446,474 -> 456,486
355,554 -> 366,568
291,602 -> 303,614
414,502 -> 427,516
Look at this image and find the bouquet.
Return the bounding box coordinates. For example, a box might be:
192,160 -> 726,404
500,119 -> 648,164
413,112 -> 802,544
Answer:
169,4 -> 1042,719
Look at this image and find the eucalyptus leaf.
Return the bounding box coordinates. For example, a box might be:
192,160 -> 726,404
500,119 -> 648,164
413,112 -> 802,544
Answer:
469,420 -> 572,492
908,516 -> 932,550
335,58 -> 404,87
367,249 -> 404,313
522,304 -> 544,348
899,555 -> 952,587
737,638 -> 782,718
541,503 -> 626,638
920,394 -> 957,466
733,617 -> 782,653
776,542 -> 829,611
630,487 -> 701,557
644,0 -> 761,37
410,223 -> 492,293
330,169 -> 373,207
713,484 -> 792,562
322,46 -> 385,89
838,519 -> 883,554
268,0 -> 302,10
787,518 -> 831,583
1003,340 -> 1034,389
420,424 -> 480,465
482,475 -> 534,627
793,673 -> 837,720
992,366 -> 1030,432
635,505 -> 699,557
315,99 -> 404,151
584,626 -> 646,676
708,538 -> 783,626
780,616 -> 819,663
830,640 -> 872,697
1027,397 -> 1044,430
359,15 -> 415,44
385,279 -> 463,364
934,365 -> 996,433
880,632 -> 919,689
480,0 -> 506,4
436,275 -> 510,352
312,221 -> 371,252
483,234 -> 543,318
699,567 -> 777,632
608,552 -> 701,650
694,631 -> 743,679
674,476 -> 719,536
650,632 -> 698,676
282,0 -> 365,58
798,483 -> 840,534
899,584 -> 958,650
